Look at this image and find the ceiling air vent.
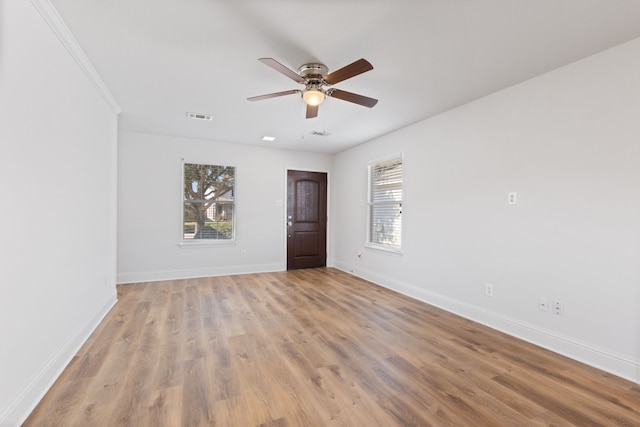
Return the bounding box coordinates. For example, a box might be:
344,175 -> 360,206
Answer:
186,112 -> 213,121
310,130 -> 330,136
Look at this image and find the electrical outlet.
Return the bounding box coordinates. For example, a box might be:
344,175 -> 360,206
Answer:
241,250 -> 247,258
538,297 -> 549,312
508,192 -> 518,205
552,300 -> 563,316
485,283 -> 494,297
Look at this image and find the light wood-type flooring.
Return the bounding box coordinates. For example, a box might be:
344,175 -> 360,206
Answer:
25,268 -> 640,426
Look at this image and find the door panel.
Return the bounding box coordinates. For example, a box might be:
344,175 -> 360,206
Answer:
287,170 -> 327,270
294,232 -> 320,257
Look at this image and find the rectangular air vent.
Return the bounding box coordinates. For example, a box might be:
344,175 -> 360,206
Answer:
310,130 -> 329,136
186,112 -> 212,121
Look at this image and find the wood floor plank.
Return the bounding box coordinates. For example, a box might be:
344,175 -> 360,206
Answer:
147,385 -> 183,427
23,268 -> 640,426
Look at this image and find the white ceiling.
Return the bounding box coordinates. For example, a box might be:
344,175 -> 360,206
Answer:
50,0 -> 640,154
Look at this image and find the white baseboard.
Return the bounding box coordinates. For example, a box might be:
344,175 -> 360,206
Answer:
0,293 -> 117,427
117,263 -> 286,284
334,261 -> 640,384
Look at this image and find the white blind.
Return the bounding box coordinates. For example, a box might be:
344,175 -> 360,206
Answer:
368,156 -> 402,249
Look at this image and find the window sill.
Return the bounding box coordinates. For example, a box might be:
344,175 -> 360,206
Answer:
365,243 -> 403,257
178,240 -> 237,249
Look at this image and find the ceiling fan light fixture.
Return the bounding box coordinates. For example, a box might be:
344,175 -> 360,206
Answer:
302,87 -> 325,106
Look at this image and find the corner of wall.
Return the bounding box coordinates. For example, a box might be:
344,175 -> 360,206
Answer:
0,295 -> 117,426
28,0 -> 121,114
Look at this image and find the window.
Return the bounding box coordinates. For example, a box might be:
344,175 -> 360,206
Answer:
183,162 -> 235,242
367,155 -> 402,251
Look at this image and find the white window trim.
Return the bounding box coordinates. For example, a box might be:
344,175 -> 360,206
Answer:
179,159 -> 237,248
366,153 -> 403,255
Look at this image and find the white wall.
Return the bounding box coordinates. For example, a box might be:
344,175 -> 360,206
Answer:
0,1 -> 119,425
331,38 -> 640,382
117,131 -> 332,283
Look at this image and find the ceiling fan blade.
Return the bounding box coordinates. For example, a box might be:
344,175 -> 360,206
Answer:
306,104 -> 318,119
326,89 -> 378,108
258,58 -> 305,84
323,58 -> 373,85
247,89 -> 300,102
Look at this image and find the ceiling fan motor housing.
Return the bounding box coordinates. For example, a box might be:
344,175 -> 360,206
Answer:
298,63 -> 328,84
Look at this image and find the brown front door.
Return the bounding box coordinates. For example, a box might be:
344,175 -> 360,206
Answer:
287,170 -> 327,270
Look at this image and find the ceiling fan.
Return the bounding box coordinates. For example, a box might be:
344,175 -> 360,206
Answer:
247,58 -> 378,119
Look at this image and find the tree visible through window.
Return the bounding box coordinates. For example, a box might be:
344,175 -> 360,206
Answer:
368,155 -> 402,251
183,163 -> 235,241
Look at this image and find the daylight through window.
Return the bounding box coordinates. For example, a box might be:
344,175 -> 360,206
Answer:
183,163 -> 235,241
368,155 -> 402,251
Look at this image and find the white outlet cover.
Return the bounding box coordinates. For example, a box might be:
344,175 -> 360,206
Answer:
485,283 -> 494,297
552,300 -> 563,316
508,192 -> 518,205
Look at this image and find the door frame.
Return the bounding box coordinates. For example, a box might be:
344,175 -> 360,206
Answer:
284,167 -> 331,269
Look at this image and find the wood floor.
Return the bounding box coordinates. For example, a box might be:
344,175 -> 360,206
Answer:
25,268 -> 639,426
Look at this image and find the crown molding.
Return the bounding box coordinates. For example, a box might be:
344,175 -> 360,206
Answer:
29,0 -> 122,114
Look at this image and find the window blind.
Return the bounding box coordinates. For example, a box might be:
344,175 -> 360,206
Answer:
368,156 -> 402,250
